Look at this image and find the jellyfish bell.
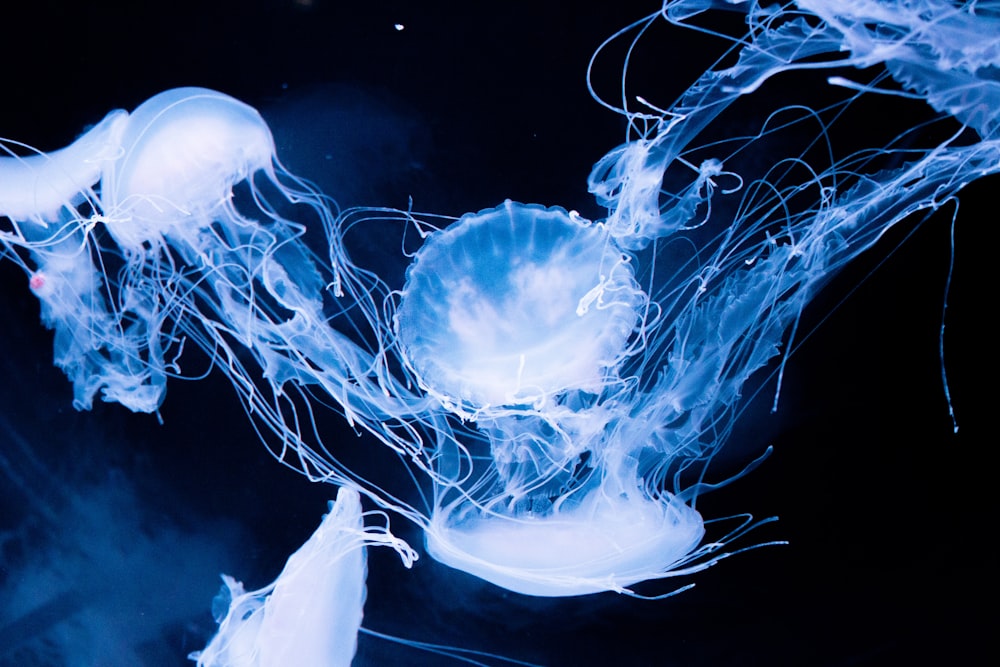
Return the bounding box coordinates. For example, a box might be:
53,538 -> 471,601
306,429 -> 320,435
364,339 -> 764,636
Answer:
100,87 -> 278,250
394,200 -> 645,412
426,482 -> 705,597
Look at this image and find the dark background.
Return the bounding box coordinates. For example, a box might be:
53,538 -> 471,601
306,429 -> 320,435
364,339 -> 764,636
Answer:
0,1 -> 990,665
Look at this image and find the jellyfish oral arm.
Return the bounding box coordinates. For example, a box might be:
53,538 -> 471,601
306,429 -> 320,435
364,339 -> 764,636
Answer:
0,109 -> 169,413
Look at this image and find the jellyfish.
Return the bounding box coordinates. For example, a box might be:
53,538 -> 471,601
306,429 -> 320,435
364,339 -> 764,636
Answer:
1,0 -> 998,606
191,486 -> 416,667
394,200 -> 712,596
0,86 -> 445,503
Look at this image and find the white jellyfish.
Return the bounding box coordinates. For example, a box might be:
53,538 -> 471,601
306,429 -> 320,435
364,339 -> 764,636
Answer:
191,486 -> 416,667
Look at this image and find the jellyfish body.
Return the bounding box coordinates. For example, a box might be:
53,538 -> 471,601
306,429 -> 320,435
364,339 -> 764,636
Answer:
100,87 -> 277,250
0,88 -> 299,414
426,482 -> 706,597
397,201 -> 710,595
191,486 -> 416,667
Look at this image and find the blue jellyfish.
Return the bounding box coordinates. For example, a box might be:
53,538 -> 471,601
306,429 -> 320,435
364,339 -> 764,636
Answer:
395,201 -> 713,596
1,0 -> 997,607
192,487 -> 417,667
0,87 -> 440,496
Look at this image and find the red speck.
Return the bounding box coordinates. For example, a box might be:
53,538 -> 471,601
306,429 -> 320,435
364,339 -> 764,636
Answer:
29,273 -> 46,291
